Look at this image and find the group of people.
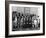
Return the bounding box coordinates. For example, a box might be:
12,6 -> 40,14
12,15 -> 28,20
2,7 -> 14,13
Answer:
12,11 -> 40,31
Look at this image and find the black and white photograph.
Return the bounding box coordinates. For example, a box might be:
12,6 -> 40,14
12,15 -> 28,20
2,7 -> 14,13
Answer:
12,7 -> 40,31
5,1 -> 45,37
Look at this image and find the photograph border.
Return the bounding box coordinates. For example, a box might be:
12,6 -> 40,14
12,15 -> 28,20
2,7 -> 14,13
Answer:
5,1 -> 45,37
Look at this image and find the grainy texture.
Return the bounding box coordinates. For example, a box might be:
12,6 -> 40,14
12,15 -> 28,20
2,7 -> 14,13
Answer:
12,7 -> 40,31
